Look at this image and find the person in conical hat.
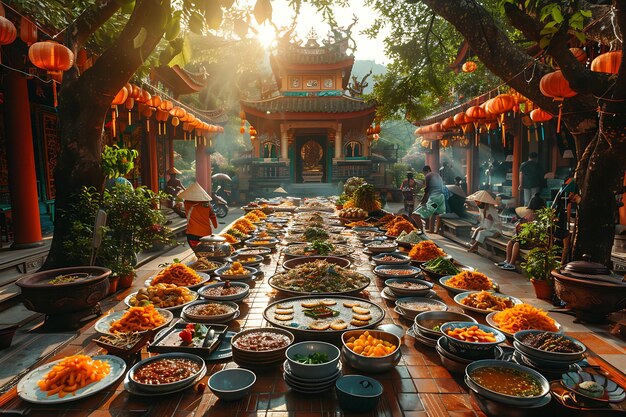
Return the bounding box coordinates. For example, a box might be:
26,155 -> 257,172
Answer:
179,183 -> 217,248
466,190 -> 502,253
165,166 -> 185,200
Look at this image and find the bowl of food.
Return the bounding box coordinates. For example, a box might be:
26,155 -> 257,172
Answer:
561,371 -> 625,403
228,253 -> 264,267
181,300 -> 239,323
439,271 -> 495,294
454,291 -> 521,314
341,330 -> 401,373
374,265 -> 421,279
335,375 -> 383,412
194,235 -> 232,260
285,341 -> 341,379
418,256 -> 465,280
186,258 -> 224,274
513,330 -> 586,362
197,281 -> 250,301
215,262 -> 257,281
282,256 -> 351,271
235,247 -> 272,258
365,240 -> 398,254
245,237 -> 280,248
395,297 -> 447,320
208,368 -> 256,401
384,278 -> 433,297
125,283 -> 198,310
414,310 -> 477,339
465,360 -> 550,406
128,353 -> 205,393
486,304 -> 561,338
439,322 -> 506,359
371,252 -> 410,266
408,241 -> 446,265
231,328 -> 295,370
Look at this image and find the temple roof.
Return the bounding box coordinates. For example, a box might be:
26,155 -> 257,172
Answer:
241,96 -> 375,115
150,65 -> 207,96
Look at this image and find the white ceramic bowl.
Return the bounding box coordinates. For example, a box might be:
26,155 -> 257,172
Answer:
208,368 -> 256,401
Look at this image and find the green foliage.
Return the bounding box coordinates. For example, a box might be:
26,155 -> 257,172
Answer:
102,145 -> 138,180
518,208 -> 561,281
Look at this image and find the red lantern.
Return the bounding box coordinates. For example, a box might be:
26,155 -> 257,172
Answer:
159,100 -> 173,111
540,70 -> 577,132
147,95 -> 162,108
19,17 -> 37,45
530,108 -> 553,123
442,117 -> 455,130
0,16 -> 16,46
462,61 -> 477,73
29,41 -> 74,106
591,51 -> 622,74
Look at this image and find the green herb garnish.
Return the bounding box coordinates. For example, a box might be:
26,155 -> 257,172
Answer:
294,352 -> 330,364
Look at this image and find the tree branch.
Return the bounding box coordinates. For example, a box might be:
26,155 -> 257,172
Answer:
67,0 -> 122,50
579,1 -> 621,46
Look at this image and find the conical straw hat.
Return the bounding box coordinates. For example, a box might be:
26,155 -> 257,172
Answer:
168,167 -> 182,175
178,182 -> 212,201
466,190 -> 497,205
515,206 -> 533,218
446,185 -> 467,198
274,187 -> 288,194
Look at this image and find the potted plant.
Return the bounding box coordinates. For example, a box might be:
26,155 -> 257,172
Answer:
517,208 -> 561,300
112,261 -> 136,289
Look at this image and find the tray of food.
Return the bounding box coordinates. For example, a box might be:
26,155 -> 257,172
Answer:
144,263 -> 215,289
125,283 -> 198,310
263,295 -> 385,341
268,259 -> 370,296
453,291 -> 522,314
283,242 -> 352,259
149,322 -> 232,359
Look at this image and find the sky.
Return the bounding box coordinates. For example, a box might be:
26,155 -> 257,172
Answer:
248,0 -> 390,64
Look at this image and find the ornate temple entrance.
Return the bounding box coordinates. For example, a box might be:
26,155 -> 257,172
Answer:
295,134 -> 327,183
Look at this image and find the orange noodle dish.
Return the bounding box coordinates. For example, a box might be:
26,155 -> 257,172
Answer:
152,263 -> 202,286
408,240 -> 445,261
492,303 -> 558,333
109,304 -> 166,334
387,220 -> 416,237
38,355 -> 110,398
445,271 -> 493,291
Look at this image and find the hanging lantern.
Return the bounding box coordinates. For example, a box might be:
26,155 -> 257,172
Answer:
170,107 -> 186,135
486,94 -> 515,145
530,108 -> 553,123
171,117 -> 180,127
19,17 -> 37,46
591,51 -> 622,74
441,139 -> 449,148
539,70 -> 577,132
141,105 -> 154,132
147,95 -> 162,108
28,40 -> 74,106
159,100 -> 173,112
123,97 -> 135,125
0,16 -> 16,46
374,122 -> 381,134
462,61 -> 477,73
465,106 -> 486,145
109,86 -> 128,138
128,84 -> 141,100
453,111 -> 472,135
441,117 -> 456,130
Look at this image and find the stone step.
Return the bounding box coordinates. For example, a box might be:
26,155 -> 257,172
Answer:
0,303 -> 41,327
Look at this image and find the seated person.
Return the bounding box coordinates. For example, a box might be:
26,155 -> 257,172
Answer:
496,194 -> 546,270
435,185 -> 472,234
467,199 -> 501,253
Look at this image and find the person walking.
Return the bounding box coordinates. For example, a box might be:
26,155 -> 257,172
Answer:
412,166 -> 446,233
400,172 -> 418,215
179,182 -> 218,249
519,152 -> 543,206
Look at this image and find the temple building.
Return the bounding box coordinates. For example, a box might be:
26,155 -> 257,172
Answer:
238,29 -> 378,196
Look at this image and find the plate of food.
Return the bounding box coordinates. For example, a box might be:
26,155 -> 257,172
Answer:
214,262 -> 258,281
439,271 -> 497,294
268,259 -> 370,296
263,295 -> 385,340
181,300 -> 240,323
245,237 -> 280,248
94,305 -> 173,335
17,355 -> 126,404
144,263 -> 214,289
228,253 -> 264,267
284,226 -> 348,245
454,291 -> 522,315
282,242 -> 352,259
485,304 -> 562,338
124,283 -> 198,311
185,258 -> 224,274
197,281 -> 249,302
408,241 -> 447,263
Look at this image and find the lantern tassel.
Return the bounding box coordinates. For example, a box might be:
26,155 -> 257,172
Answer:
534,126 -> 539,142
557,103 -> 563,133
52,81 -> 58,107
111,107 -> 116,138
128,109 -> 132,126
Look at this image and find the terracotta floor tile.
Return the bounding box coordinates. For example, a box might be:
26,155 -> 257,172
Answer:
436,379 -> 463,394
413,379 -> 439,393
393,378 -> 417,393
428,366 -> 452,379
567,332 -> 624,354
447,411 -> 478,417
397,393 -> 424,411
404,355 -> 426,366
438,393 -> 472,411
393,365 -> 412,378
407,366 -> 431,379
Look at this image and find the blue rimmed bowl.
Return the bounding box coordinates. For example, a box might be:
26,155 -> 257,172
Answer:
440,322 -> 505,359
385,278 -> 433,297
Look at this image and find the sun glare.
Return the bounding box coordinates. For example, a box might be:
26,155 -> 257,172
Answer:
256,23 -> 277,49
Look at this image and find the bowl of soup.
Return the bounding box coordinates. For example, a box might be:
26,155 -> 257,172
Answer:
465,360 -> 549,406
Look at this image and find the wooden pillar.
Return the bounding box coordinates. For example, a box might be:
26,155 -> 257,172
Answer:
466,145 -> 474,194
429,141 -> 440,172
512,129 -> 522,203
2,72 -> 43,247
196,144 -> 209,192
148,120 -> 159,193
280,124 -> 288,160
335,123 -> 342,159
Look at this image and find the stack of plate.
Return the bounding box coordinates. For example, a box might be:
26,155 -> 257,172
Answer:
436,337 -> 505,374
512,330 -> 586,374
283,360 -> 342,394
394,297 -> 447,321
409,311 -> 476,349
124,353 -> 206,396
231,328 -> 294,372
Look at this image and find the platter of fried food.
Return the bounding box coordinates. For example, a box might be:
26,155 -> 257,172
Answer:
453,290 -> 522,315
263,296 -> 385,339
268,260 -> 370,296
145,263 -> 215,289
94,304 -> 174,335
18,354 -> 126,404
125,283 -> 198,310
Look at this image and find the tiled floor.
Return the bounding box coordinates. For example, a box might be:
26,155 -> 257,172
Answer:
1,214 -> 624,416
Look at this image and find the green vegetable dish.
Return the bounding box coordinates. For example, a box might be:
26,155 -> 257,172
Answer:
423,257 -> 460,275
294,352 -> 330,364
270,260 -> 369,294
303,227 -> 329,242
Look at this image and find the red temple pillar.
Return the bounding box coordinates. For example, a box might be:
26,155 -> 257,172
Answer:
196,144 -> 209,192
148,122 -> 159,193
3,72 -> 43,248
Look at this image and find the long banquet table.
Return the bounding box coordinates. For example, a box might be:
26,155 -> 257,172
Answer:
1,215 -> 625,417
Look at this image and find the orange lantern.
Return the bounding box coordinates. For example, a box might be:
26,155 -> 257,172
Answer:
19,17 -> 37,46
539,70 -> 577,132
159,100 -> 173,111
591,51 -> 622,74
0,15 -> 16,46
465,106 -> 486,145
441,139 -> 450,148
486,94 -> 516,145
453,111 -> 471,134
421,140 -> 430,148
374,122 -> 381,134
28,41 -> 74,106
156,109 -> 169,135
530,108 -> 553,123
137,88 -> 151,103
442,116 -> 456,130
147,95 -> 162,108
128,84 -> 141,100
109,86 -> 128,137
462,61 -> 477,73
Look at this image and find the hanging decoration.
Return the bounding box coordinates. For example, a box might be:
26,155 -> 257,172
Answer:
530,108 -> 553,123
590,50 -> 622,74
155,109 -> 169,135
465,105 -> 486,145
441,116 -> 456,130
539,70 -> 577,133
110,85 -> 129,137
240,110 -> 246,134
485,94 -> 515,146
569,47 -> 588,64
0,15 -> 16,51
28,40 -> 75,106
170,107 -> 186,136
462,61 -> 477,73
19,17 -> 37,45
453,112 -> 471,134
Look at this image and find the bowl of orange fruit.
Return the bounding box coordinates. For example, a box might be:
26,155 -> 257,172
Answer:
215,262 -> 258,281
341,330 -> 401,373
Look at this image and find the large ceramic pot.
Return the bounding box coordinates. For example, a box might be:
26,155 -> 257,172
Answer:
193,235 -> 232,260
17,267 -> 111,314
552,259 -> 626,322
